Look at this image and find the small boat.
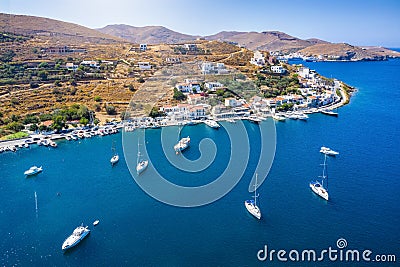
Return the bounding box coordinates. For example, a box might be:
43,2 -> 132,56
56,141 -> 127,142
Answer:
24,166 -> 43,176
296,112 -> 309,120
244,173 -> 261,220
174,136 -> 190,153
93,220 -> 99,226
136,160 -> 148,174
320,109 -> 338,117
320,146 -> 339,156
110,141 -> 119,165
248,116 -> 262,124
83,132 -> 92,138
62,224 -> 90,251
23,143 -> 29,148
226,119 -> 236,123
310,154 -> 329,201
65,135 -> 72,141
272,114 -> 286,121
8,145 -> 17,152
204,120 -> 220,129
49,141 -> 57,148
286,112 -> 298,120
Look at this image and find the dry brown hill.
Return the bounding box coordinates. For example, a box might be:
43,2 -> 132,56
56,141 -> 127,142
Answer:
299,43 -> 400,60
206,31 -> 318,52
97,24 -> 197,44
0,13 -> 124,44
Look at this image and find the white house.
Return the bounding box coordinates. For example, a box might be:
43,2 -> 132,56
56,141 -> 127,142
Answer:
225,98 -> 240,107
271,65 -> 286,74
175,82 -> 201,93
201,62 -> 229,74
187,94 -> 205,105
204,82 -> 223,91
139,44 -> 147,51
250,51 -> 265,66
184,44 -> 197,51
189,105 -> 206,119
80,60 -> 99,68
66,62 -> 78,71
138,62 -> 151,70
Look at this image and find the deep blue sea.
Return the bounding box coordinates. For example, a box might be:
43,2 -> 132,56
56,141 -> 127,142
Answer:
1,58 -> 400,266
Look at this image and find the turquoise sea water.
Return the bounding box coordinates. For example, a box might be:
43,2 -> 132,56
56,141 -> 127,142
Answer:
1,58 -> 399,266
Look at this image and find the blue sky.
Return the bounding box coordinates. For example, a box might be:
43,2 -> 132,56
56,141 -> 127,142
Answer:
2,0 -> 400,47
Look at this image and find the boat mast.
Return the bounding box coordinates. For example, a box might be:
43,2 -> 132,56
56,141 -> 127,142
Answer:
254,173 -> 258,206
321,154 -> 327,188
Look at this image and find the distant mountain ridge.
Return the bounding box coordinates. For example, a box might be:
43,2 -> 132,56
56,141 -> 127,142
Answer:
0,13 -> 124,44
97,24 -> 197,44
1,13 -> 398,59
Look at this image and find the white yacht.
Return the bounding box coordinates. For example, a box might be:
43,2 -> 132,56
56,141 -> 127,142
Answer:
204,120 -> 220,129
320,146 -> 339,156
65,135 -> 72,141
296,112 -> 309,120
272,114 -> 286,121
248,116 -> 262,124
136,160 -> 148,174
62,225 -> 90,251
310,154 -> 329,201
226,118 -> 236,123
320,109 -> 338,117
244,174 -> 262,220
24,166 -> 43,176
174,136 -> 190,153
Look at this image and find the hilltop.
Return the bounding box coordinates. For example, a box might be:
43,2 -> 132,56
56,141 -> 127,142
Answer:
0,13 -> 124,44
205,31 -> 318,52
97,24 -> 197,44
298,43 -> 400,61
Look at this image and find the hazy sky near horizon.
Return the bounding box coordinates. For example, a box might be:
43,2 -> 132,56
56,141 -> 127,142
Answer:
2,0 -> 400,47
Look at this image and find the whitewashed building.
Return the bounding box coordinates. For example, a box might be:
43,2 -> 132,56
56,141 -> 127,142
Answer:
271,65 -> 286,74
204,82 -> 224,91
250,51 -> 265,66
138,62 -> 151,70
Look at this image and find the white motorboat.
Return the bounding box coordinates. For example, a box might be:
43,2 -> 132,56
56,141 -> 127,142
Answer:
296,112 -> 309,120
248,116 -> 262,124
24,166 -> 43,176
272,114 -> 286,121
93,220 -> 99,226
320,109 -> 338,117
49,141 -> 57,148
310,154 -> 329,201
62,224 -> 90,251
174,136 -> 190,153
320,146 -> 339,156
245,174 -> 261,220
65,135 -> 72,141
226,119 -> 236,123
204,120 -> 220,129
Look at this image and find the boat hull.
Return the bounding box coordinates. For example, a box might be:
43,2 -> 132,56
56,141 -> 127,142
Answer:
310,182 -> 329,200
62,229 -> 90,251
244,200 -> 261,219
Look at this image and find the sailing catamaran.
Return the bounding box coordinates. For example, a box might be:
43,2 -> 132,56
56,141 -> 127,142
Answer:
136,130 -> 148,175
310,154 -> 329,200
244,174 -> 262,219
110,141 -> 119,165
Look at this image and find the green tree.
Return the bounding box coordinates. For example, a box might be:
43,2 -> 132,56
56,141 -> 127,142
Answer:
173,88 -> 186,101
5,121 -> 24,132
105,105 -> 116,115
38,70 -> 48,81
128,84 -> 135,92
94,95 -> 102,102
29,123 -> 39,132
149,107 -> 164,118
0,50 -> 16,63
79,117 -> 89,125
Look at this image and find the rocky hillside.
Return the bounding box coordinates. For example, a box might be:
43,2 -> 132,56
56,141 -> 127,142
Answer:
299,43 -> 400,61
0,13 -> 124,44
206,31 -> 319,52
97,24 -> 197,44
